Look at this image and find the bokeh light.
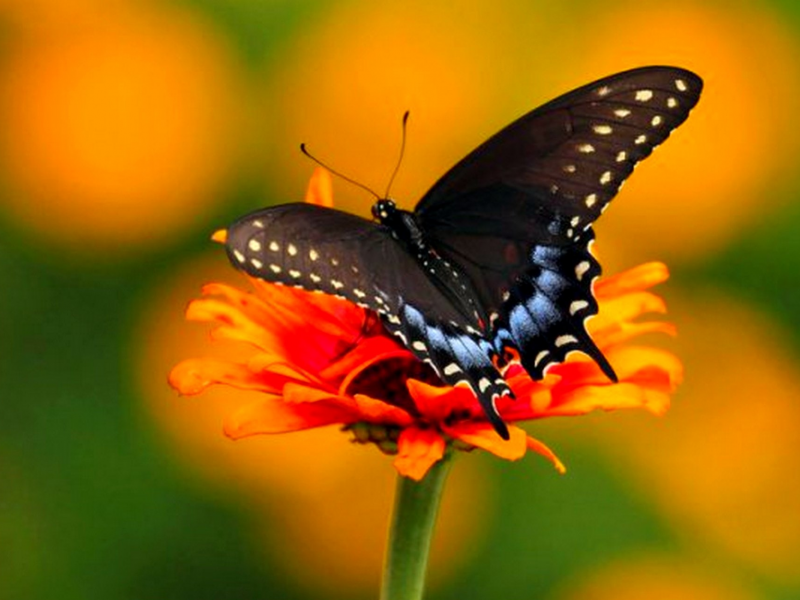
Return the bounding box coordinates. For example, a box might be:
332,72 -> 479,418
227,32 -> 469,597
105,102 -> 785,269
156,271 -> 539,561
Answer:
590,292 -> 800,582
0,2 -> 244,254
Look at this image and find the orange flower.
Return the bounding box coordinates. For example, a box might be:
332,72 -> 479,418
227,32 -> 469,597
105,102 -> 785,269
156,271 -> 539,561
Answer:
169,169 -> 682,481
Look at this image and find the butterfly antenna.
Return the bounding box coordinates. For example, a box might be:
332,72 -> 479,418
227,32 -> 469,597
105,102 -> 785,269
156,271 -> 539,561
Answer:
300,143 -> 380,200
384,110 -> 410,199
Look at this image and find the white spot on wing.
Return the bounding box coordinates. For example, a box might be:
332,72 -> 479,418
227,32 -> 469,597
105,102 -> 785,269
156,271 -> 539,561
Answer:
478,377 -> 492,393
248,239 -> 262,252
443,363 -> 462,376
555,334 -> 578,347
675,78 -> 688,91
353,289 -> 366,298
667,97 -> 678,108
651,115 -> 663,127
310,274 -> 321,283
253,220 -> 264,228
569,300 -> 589,315
563,164 -> 577,173
585,193 -> 597,208
596,85 -> 611,96
289,269 -> 301,278
287,243 -> 297,256
635,89 -> 654,102
269,263 -> 281,273
269,241 -> 279,252
616,151 -> 627,163
575,261 -> 590,281
593,124 -> 613,135
577,143 -> 595,153
635,134 -> 647,145
251,258 -> 263,269
534,350 -> 549,368
309,249 -> 319,261
331,279 -> 344,290
412,340 -> 427,352
599,171 -> 613,185
614,108 -> 631,118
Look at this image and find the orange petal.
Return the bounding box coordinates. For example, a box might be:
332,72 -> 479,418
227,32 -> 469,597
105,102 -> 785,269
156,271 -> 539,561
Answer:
594,262 -> 669,299
211,229 -> 227,244
169,358 -> 276,395
393,427 -> 446,481
224,395 -> 359,439
445,422 -> 528,461
406,378 -> 478,421
526,436 -> 566,474
589,291 -> 667,339
304,167 -> 334,207
352,394 -> 415,426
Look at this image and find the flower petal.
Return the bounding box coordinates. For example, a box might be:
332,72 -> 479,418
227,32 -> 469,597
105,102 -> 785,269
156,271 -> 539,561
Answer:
445,422 -> 528,461
406,378 -> 479,421
224,394 -> 359,439
304,167 -> 334,207
594,261 -> 669,299
393,427 -> 446,481
526,436 -> 566,474
169,358 -> 275,395
548,346 -> 682,417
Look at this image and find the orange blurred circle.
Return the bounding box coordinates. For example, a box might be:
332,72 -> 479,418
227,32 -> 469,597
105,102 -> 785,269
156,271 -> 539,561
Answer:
0,3 -> 244,254
261,1 -> 554,217
556,555 -> 756,600
577,2 -> 800,261
588,292 -> 800,582
135,254 -> 488,594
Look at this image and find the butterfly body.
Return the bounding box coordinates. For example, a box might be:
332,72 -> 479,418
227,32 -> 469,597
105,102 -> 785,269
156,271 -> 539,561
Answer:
225,66 -> 703,439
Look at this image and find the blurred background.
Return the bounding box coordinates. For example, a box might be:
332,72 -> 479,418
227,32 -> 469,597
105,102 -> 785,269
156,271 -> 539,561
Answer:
2,0 -> 800,598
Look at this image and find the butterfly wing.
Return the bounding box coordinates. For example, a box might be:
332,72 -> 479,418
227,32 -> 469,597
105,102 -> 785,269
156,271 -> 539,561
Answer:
224,203 -> 513,437
416,66 -> 702,378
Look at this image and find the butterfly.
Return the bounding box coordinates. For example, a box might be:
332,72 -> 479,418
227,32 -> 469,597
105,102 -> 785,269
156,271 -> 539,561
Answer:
223,66 -> 702,440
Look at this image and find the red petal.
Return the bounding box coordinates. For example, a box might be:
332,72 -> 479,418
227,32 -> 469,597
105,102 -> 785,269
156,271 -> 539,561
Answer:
169,358 -> 277,395
224,395 -> 358,438
393,427 -> 446,481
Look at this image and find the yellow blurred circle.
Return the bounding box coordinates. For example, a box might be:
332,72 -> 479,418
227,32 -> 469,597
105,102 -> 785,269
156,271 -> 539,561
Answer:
589,292 -> 800,582
135,254 -> 488,594
262,1 -> 541,217
577,2 -> 800,261
555,555 -> 756,600
0,4 -> 244,254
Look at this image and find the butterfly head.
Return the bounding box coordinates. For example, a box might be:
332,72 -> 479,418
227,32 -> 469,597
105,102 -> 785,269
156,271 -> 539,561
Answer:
371,198 -> 397,224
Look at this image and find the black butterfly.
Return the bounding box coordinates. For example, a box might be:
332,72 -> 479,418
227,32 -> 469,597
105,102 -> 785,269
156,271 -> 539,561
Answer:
224,66 -> 702,440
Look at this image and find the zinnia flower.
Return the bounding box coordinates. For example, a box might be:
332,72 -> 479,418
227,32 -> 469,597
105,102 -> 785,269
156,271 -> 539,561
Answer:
169,169 -> 682,481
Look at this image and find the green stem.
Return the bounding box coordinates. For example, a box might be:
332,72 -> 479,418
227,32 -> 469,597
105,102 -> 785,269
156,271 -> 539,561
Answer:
380,453 -> 453,600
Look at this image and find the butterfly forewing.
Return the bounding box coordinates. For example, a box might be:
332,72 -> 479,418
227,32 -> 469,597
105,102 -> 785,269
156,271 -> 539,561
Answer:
225,203 -> 513,435
416,66 -> 701,381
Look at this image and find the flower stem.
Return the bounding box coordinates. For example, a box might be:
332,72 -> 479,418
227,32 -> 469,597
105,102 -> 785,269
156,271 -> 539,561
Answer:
380,454 -> 453,600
